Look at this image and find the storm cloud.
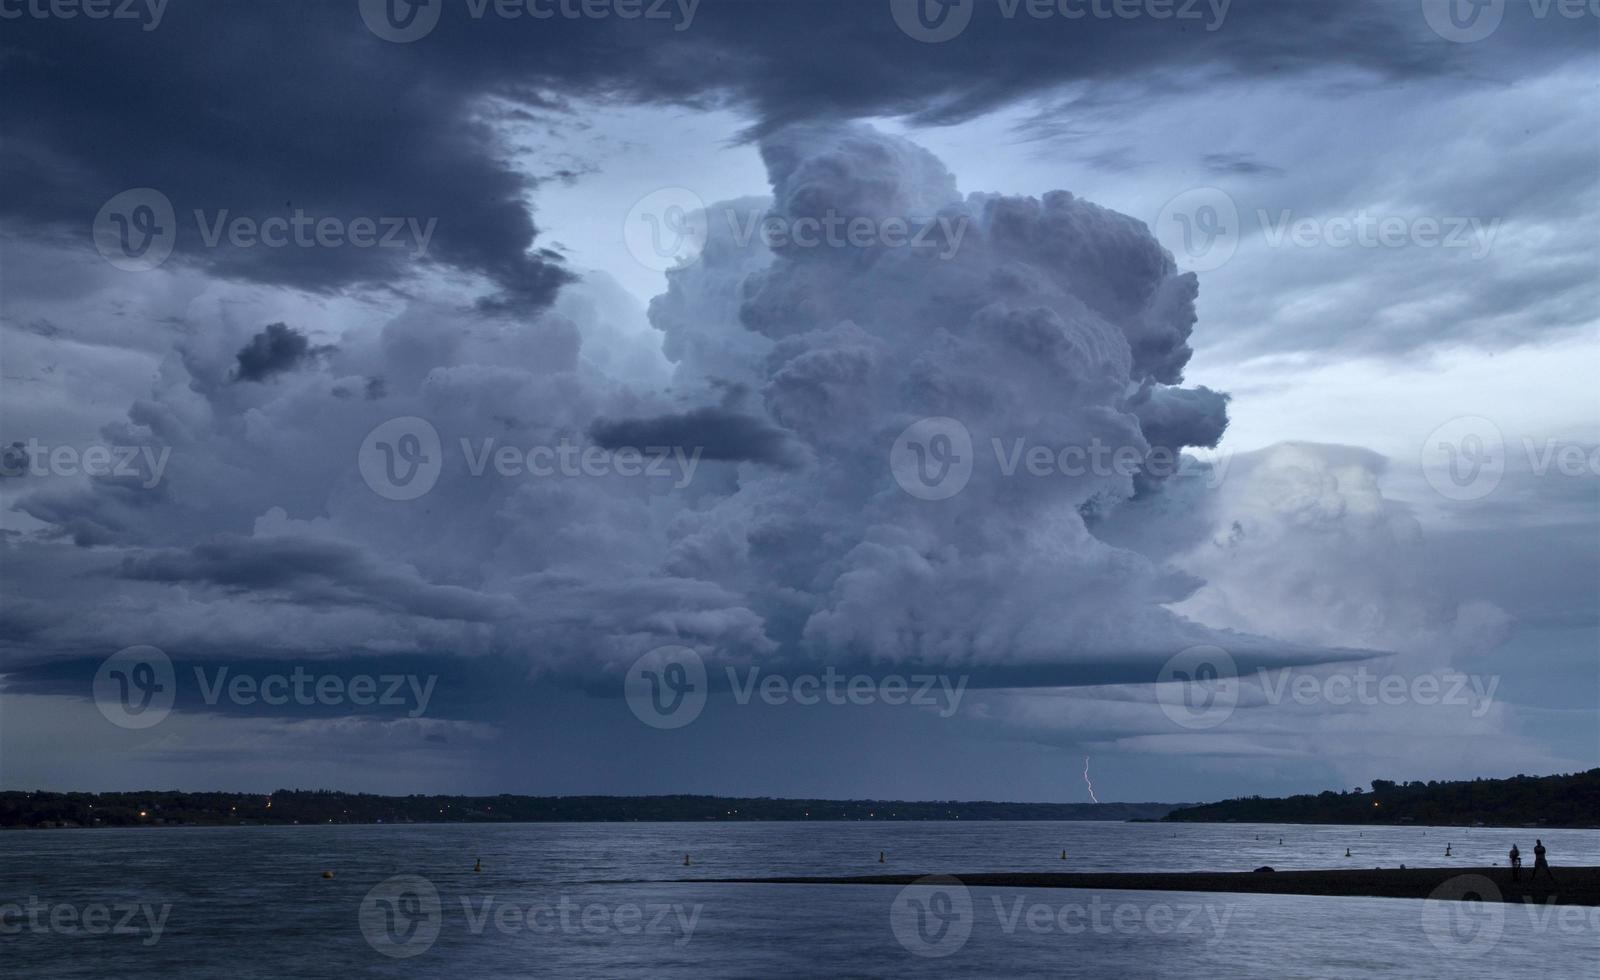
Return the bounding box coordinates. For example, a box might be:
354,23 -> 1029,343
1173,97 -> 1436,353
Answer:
232,323 -> 335,383
0,1 -> 1593,799
4,0 -> 1584,312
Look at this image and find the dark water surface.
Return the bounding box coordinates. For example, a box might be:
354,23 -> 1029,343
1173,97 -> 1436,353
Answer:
3,821 -> 1596,977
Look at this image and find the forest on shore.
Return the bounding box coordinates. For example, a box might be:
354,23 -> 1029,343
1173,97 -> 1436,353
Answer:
1163,770 -> 1600,828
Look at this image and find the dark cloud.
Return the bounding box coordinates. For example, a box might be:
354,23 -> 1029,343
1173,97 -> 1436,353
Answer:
118,534 -> 513,623
2,4 -> 1594,797
589,405 -> 807,468
232,323 -> 334,383
6,0 -> 1577,313
1128,383 -> 1230,453
0,651 -> 528,722
1201,152 -> 1284,178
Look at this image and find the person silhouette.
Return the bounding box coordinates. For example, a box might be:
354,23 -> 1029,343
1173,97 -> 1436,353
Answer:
1509,843 -> 1521,881
1531,839 -> 1556,883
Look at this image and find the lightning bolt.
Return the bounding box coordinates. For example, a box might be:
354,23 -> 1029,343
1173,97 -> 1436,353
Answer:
1082,755 -> 1099,804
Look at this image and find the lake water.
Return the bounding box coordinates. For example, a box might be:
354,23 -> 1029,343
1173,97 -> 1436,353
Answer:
3,821 -> 1596,977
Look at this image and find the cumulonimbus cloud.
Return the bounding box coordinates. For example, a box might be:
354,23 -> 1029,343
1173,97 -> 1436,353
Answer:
4,122 -> 1369,694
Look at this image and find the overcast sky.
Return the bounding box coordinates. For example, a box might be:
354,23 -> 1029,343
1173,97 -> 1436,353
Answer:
0,1 -> 1595,804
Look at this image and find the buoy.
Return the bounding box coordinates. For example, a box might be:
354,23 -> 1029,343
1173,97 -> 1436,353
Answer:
878,851 -> 886,864
321,870 -> 334,879
1060,850 -> 1067,860
1278,838 -> 1283,845
683,853 -> 691,867
474,858 -> 482,873
1445,845 -> 1451,857
1345,848 -> 1351,857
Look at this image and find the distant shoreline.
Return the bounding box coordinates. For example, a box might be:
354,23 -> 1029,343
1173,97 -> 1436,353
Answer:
1162,770 -> 1599,829
5,816 -> 1593,831
0,791 -> 1181,828
7,773 -> 1597,829
683,867 -> 1600,906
